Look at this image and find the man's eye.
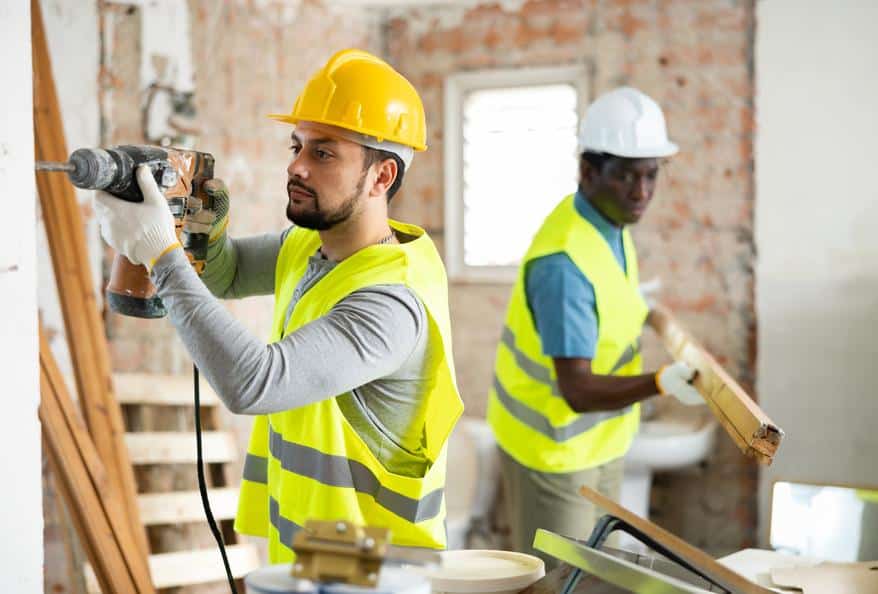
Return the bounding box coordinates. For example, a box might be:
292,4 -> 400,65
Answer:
289,144 -> 301,154
315,149 -> 332,160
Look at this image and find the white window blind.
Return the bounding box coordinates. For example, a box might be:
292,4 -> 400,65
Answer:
445,67 -> 584,282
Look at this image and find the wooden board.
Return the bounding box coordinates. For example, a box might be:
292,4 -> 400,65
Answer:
138,487 -> 240,525
579,485 -> 775,594
84,543 -> 261,592
113,373 -> 220,406
125,431 -> 238,464
39,328 -> 156,594
31,0 -> 149,559
648,305 -> 783,464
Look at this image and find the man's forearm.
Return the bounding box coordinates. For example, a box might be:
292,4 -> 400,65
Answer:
199,229 -> 287,298
149,248 -> 422,416
563,371 -> 659,413
553,357 -> 660,413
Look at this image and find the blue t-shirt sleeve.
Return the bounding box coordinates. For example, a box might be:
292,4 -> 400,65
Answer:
524,253 -> 598,359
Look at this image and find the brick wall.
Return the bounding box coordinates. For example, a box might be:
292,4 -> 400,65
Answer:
101,0 -> 382,441
93,0 -> 758,559
385,0 -> 758,554
91,1 -> 381,588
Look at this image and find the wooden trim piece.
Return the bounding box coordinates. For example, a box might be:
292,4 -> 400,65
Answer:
149,544 -> 261,589
137,487 -> 239,525
40,329 -> 156,593
113,373 -> 220,406
125,431 -> 238,464
648,305 -> 783,464
579,486 -> 775,594
84,544 -> 260,592
31,0 -> 150,558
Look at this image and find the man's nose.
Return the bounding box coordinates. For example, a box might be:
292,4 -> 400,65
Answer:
288,153 -> 308,179
632,176 -> 650,202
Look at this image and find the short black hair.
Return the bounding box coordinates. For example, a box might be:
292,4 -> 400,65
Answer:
580,151 -> 616,172
362,147 -> 406,201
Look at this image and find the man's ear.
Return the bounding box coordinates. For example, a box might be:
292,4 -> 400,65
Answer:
370,158 -> 398,198
579,157 -> 597,190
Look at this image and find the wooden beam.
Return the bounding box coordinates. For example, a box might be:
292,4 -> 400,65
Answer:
579,486 -> 775,594
113,373 -> 220,406
30,0 -> 150,558
137,487 -> 239,525
39,328 -> 156,593
125,431 -> 238,464
84,544 -> 260,592
648,305 -> 783,464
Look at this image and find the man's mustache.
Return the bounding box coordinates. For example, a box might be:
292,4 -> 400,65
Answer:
287,178 -> 317,197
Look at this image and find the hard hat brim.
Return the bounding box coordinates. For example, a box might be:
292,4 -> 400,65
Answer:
581,141 -> 679,159
267,113 -> 427,152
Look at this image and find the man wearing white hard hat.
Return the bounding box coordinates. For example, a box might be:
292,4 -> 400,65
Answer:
92,49 -> 463,560
486,87 -> 701,565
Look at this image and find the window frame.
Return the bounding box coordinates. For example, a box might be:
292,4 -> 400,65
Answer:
443,65 -> 588,283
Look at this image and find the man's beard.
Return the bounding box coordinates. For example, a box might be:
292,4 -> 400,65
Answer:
286,172 -> 365,231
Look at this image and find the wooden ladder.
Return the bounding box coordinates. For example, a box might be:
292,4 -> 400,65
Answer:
84,373 -> 261,592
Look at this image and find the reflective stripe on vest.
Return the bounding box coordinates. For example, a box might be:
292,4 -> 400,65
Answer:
243,426 -> 445,523
487,195 -> 647,473
234,221 -> 463,561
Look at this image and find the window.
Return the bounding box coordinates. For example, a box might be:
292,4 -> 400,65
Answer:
444,66 -> 585,282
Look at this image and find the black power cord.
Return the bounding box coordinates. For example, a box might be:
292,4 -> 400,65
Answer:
194,364 -> 239,594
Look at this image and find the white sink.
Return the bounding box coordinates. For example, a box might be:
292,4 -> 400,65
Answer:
619,401 -> 717,539
626,402 -> 718,472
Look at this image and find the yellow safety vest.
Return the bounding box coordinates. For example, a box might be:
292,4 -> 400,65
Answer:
487,195 -> 647,473
234,220 -> 463,561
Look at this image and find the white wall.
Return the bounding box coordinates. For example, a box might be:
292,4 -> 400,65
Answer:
756,0 -> 878,543
0,2 -> 44,592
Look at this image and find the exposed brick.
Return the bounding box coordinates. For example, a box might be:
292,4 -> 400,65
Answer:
389,0 -> 757,555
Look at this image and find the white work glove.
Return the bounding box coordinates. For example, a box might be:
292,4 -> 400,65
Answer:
639,277 -> 662,310
656,362 -> 703,405
93,165 -> 179,270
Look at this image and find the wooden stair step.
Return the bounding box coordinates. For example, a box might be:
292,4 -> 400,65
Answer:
138,487 -> 239,525
125,431 -> 237,464
85,543 -> 261,592
113,372 -> 220,406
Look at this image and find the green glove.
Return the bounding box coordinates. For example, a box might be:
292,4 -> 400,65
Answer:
186,178 -> 230,244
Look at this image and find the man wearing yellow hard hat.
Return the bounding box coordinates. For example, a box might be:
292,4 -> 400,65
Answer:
487,87 -> 702,566
92,49 -> 464,560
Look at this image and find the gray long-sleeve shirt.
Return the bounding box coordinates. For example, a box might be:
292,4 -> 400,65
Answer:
150,228 -> 432,476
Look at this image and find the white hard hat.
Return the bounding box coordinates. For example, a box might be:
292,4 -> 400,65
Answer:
578,87 -> 678,158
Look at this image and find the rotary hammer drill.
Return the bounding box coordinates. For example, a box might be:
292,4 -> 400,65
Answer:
37,144 -> 218,318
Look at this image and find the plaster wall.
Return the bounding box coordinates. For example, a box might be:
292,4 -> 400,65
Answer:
0,2 -> 43,591
755,0 -> 878,543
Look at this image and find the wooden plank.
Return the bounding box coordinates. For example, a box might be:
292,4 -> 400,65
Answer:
150,544 -> 261,589
31,0 -> 150,559
113,373 -> 220,406
125,431 -> 238,464
39,329 -> 155,593
579,486 -> 775,594
84,544 -> 261,592
138,487 -> 239,525
648,305 -> 783,464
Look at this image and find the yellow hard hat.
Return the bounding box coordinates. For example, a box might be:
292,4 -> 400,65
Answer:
269,49 -> 427,152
